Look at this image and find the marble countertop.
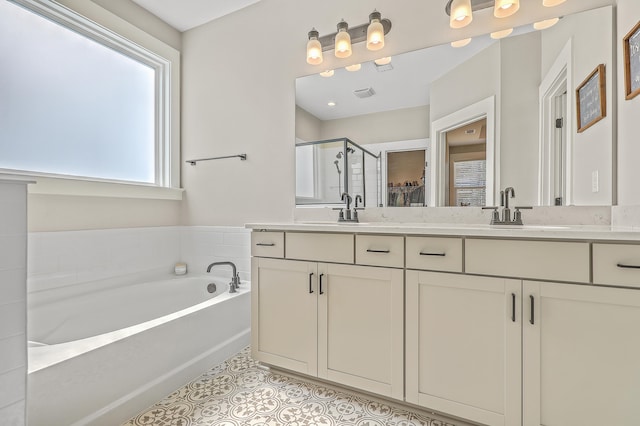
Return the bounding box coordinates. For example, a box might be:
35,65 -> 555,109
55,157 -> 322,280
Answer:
246,221 -> 640,242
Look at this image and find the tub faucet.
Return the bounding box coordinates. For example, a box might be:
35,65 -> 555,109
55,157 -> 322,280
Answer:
206,261 -> 240,293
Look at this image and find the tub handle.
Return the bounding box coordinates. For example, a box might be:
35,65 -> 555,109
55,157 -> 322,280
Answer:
309,272 -> 314,294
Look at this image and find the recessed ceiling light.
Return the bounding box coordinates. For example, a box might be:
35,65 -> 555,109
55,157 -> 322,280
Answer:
491,28 -> 513,39
327,101 -> 336,107
319,69 -> 334,77
345,63 -> 362,72
451,38 -> 472,48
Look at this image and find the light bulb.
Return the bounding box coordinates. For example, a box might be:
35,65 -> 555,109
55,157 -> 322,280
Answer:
450,0 -> 472,29
533,17 -> 560,30
345,63 -> 361,72
306,29 -> 323,65
543,0 -> 566,6
334,20 -> 352,59
491,28 -> 514,39
451,38 -> 472,48
367,11 -> 385,51
494,0 -> 520,18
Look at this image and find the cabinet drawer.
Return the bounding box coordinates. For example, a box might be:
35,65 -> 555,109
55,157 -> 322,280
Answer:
355,235 -> 404,268
286,232 -> 354,264
406,237 -> 462,272
593,243 -> 640,288
251,231 -> 285,258
466,239 -> 589,283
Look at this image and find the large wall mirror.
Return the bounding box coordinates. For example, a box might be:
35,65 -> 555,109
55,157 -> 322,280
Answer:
295,5 -> 615,208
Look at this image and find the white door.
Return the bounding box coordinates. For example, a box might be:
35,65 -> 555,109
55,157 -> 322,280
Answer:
406,270 -> 522,426
251,258 -> 318,376
523,281 -> 640,425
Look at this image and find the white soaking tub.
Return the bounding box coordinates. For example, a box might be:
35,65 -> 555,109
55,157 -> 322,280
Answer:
27,273 -> 250,426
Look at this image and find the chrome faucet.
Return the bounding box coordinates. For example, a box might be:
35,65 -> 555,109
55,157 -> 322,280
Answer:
333,192 -> 362,223
482,186 -> 532,225
206,261 -> 240,293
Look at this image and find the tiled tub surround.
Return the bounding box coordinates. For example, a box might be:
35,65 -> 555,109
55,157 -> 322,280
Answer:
0,178 -> 30,425
25,226 -> 251,425
248,223 -> 640,426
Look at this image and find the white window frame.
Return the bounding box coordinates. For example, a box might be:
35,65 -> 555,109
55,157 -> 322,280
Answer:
3,0 -> 182,200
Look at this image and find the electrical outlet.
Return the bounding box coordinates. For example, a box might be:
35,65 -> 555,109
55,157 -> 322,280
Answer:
592,170 -> 599,193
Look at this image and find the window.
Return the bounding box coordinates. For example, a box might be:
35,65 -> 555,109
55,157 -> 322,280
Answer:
0,0 -> 175,188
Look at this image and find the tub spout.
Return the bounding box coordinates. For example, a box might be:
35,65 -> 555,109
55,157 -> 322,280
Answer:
206,261 -> 240,292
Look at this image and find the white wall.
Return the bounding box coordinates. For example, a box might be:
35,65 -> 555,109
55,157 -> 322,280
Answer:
319,106 -> 430,145
541,6 -> 615,205
617,0 -> 640,205
180,0 -> 614,226
295,106 -> 322,142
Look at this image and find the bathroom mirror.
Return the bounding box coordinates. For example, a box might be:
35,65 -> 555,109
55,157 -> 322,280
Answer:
295,6 -> 615,207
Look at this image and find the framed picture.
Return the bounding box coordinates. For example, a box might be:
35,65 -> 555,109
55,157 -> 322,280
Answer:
624,20 -> 640,100
576,64 -> 606,133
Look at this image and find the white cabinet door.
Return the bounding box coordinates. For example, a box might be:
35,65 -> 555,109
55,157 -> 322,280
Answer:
523,281 -> 640,426
318,263 -> 404,400
251,258 -> 318,376
406,270 -> 522,426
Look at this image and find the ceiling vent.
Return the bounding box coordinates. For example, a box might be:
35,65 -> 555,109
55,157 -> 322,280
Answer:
353,87 -> 376,98
374,62 -> 394,72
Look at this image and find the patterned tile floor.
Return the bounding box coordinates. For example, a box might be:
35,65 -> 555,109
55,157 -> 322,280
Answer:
124,347 -> 462,426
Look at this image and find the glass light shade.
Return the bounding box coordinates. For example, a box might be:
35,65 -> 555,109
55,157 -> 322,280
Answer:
450,0 -> 473,29
543,0 -> 566,6
345,63 -> 361,72
490,28 -> 513,39
367,19 -> 385,51
533,17 -> 559,30
374,57 -> 392,65
306,38 -> 323,65
494,0 -> 520,18
335,28 -> 352,58
319,69 -> 334,77
451,38 -> 472,48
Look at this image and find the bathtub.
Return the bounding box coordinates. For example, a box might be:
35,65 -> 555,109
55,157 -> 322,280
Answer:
27,272 -> 251,426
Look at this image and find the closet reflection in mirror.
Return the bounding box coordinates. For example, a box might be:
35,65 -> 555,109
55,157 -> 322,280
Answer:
295,5 -> 615,207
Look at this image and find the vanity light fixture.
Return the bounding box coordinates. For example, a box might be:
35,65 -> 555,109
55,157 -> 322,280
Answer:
319,69 -> 334,77
335,20 -> 352,58
533,17 -> 560,30
306,28 -> 323,65
449,0 -> 473,29
451,38 -> 472,48
490,28 -> 513,39
345,63 -> 362,72
494,0 -> 519,18
305,11 -> 392,64
543,0 -> 566,6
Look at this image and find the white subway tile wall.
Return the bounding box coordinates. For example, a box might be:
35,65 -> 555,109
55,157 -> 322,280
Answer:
0,181 -> 28,424
27,226 -> 251,293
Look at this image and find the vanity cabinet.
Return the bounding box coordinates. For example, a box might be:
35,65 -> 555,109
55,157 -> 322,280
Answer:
406,271 -> 522,426
523,281 -> 640,426
251,232 -> 404,400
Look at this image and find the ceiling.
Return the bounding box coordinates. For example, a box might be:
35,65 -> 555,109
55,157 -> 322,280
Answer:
130,0 -> 262,32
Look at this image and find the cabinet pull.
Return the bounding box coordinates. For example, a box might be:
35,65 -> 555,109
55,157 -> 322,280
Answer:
366,249 -> 390,253
309,273 -> 314,294
511,293 -> 516,323
256,242 -> 275,247
529,295 -> 535,325
319,274 -> 324,295
616,263 -> 640,269
419,252 -> 446,257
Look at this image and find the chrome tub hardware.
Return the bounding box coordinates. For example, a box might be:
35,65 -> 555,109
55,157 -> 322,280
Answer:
482,187 -> 532,225
206,261 -> 240,293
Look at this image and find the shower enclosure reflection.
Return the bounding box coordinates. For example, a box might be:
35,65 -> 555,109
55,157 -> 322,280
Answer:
295,138 -> 380,207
